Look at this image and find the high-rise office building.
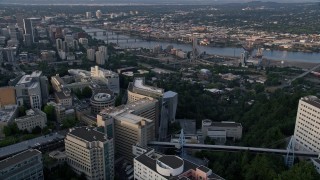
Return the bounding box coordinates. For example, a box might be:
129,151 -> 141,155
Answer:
3,47 -> 16,62
294,96 -> 320,152
86,12 -> 92,19
127,77 -> 178,140
23,19 -> 34,43
23,34 -> 32,47
15,71 -> 49,109
62,41 -> 68,52
0,149 -> 44,180
56,38 -> 63,50
65,127 -> 114,180
8,24 -> 18,41
159,91 -> 178,140
87,48 -> 95,61
98,46 -> 108,61
97,98 -> 158,160
95,51 -> 105,65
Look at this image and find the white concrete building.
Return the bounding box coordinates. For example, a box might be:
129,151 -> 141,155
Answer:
202,119 -> 243,144
133,145 -> 224,180
15,109 -> 47,132
294,96 -> 320,152
15,71 -> 49,109
65,127 -> 114,180
91,66 -> 120,94
95,50 -> 105,65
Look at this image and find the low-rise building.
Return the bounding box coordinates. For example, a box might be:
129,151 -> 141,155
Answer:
15,108 -> 47,132
0,105 -> 18,137
202,119 -> 243,144
47,102 -> 75,123
54,88 -> 72,107
0,149 -> 44,180
133,145 -> 224,180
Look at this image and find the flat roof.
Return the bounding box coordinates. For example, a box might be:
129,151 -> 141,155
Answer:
55,91 -> 71,100
68,127 -> 108,142
0,149 -> 41,170
158,155 -> 184,169
0,105 -> 17,122
133,77 -> 164,94
100,98 -> 157,117
211,122 -> 242,128
197,165 -> 211,173
0,133 -> 64,159
302,96 -> 320,109
163,91 -> 178,98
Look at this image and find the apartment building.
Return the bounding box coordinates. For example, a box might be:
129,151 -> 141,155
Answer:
15,109 -> 47,132
65,127 -> 114,180
294,96 -> 320,152
0,149 -> 44,180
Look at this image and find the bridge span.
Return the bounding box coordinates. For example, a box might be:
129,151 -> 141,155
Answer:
147,141 -> 319,158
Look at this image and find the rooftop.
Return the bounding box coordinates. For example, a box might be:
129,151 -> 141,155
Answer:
0,105 -> 18,123
202,119 -> 242,128
68,127 -> 108,142
158,155 -> 184,169
133,77 -> 164,94
135,149 -> 218,179
100,98 -> 157,117
0,149 -> 41,170
163,91 -> 178,98
301,96 -> 320,109
0,133 -> 64,159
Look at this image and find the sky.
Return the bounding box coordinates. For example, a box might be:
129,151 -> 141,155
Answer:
0,0 -> 318,5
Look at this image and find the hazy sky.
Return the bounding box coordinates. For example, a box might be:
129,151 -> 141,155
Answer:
0,0 -> 318,4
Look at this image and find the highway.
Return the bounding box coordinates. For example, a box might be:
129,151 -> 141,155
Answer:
147,141 -> 319,158
288,63 -> 320,85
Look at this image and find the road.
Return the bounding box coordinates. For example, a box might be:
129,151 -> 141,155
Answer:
288,63 -> 320,85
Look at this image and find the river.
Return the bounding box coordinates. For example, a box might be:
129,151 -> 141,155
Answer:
83,27 -> 320,63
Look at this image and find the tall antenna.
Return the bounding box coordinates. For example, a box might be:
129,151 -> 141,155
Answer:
178,129 -> 186,157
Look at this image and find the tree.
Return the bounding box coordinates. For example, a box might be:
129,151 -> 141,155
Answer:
254,84 -> 265,94
277,161 -> 320,180
18,106 -> 26,117
32,126 -> 42,134
3,123 -> 20,136
62,118 -> 78,129
82,86 -> 92,98
43,105 -> 56,121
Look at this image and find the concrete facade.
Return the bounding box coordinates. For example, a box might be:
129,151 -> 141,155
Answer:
65,127 -> 114,180
0,149 -> 43,180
